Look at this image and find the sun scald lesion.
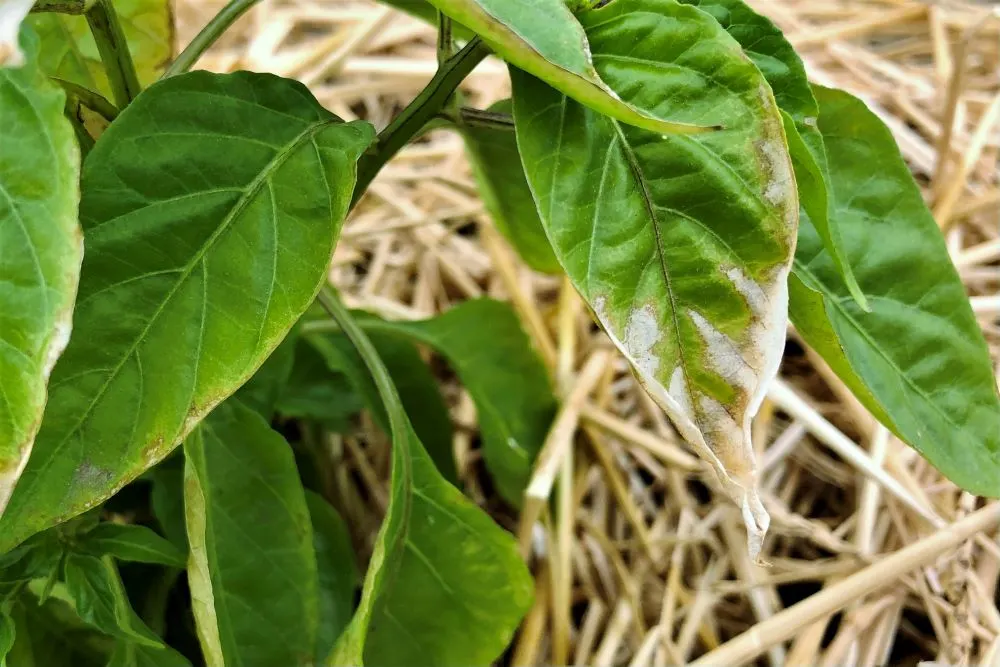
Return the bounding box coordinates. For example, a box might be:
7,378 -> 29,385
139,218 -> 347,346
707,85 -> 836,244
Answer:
514,0 -> 798,559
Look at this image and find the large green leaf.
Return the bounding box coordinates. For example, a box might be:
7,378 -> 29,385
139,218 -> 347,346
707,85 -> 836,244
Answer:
513,0 -> 797,556
427,0 -> 711,135
0,71 -> 374,553
0,29 -> 82,516
790,86 -> 1000,496
353,299 -> 558,506
184,399 -> 319,667
306,491 -> 358,662
461,99 -> 559,273
28,0 -> 171,97
681,0 -> 864,306
309,331 -> 458,483
323,295 -> 533,667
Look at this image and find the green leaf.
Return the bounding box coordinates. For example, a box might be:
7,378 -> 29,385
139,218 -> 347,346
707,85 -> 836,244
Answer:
77,523 -> 185,568
0,29 -> 82,516
28,0 -> 172,97
148,462 -> 186,554
460,99 -> 559,273
373,0 -> 475,39
235,328 -> 299,418
513,0 -> 797,556
276,340 -> 364,431
0,71 -> 374,553
0,610 -> 13,667
426,0 -> 711,136
790,86 -> 1000,496
0,531 -> 62,588
309,332 -> 458,484
352,300 -> 558,506
6,592 -> 112,666
106,641 -> 191,667
63,553 -> 161,648
680,0 -> 865,307
323,293 -> 533,667
184,399 -> 319,667
306,491 -> 358,661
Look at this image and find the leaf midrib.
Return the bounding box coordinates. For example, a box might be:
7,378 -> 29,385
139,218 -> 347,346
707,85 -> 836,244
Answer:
606,118 -> 697,421
22,117 -> 339,506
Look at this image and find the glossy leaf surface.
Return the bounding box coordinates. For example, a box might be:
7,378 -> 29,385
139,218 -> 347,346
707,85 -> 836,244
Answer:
28,0 -> 172,97
461,99 -> 559,273
0,30 -> 82,515
0,71 -> 373,553
184,400 -> 319,667
513,0 -> 797,556
426,0 -> 710,135
356,300 -> 558,506
790,86 -> 1000,496
326,299 -> 533,667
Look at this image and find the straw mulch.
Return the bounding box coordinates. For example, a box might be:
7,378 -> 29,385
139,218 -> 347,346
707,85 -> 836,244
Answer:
174,2 -> 1000,665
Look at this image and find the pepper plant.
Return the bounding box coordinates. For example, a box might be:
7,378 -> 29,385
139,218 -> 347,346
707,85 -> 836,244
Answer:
1,0 -> 998,664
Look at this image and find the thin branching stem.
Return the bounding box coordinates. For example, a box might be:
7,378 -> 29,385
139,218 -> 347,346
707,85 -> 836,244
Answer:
163,0 -> 262,78
350,37 -> 489,207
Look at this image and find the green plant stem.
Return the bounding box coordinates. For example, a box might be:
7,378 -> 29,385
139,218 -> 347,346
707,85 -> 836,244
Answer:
456,107 -> 514,131
315,288 -> 399,408
53,78 -> 119,120
351,37 -> 489,206
436,11 -> 454,64
85,0 -> 141,108
31,0 -> 97,13
163,0 -> 262,78
300,319 -> 340,336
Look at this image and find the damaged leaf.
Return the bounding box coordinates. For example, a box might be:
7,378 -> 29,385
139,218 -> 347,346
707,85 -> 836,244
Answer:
514,0 -> 798,558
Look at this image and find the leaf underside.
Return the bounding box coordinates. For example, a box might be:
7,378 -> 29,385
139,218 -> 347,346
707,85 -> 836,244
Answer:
426,0 -> 710,135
